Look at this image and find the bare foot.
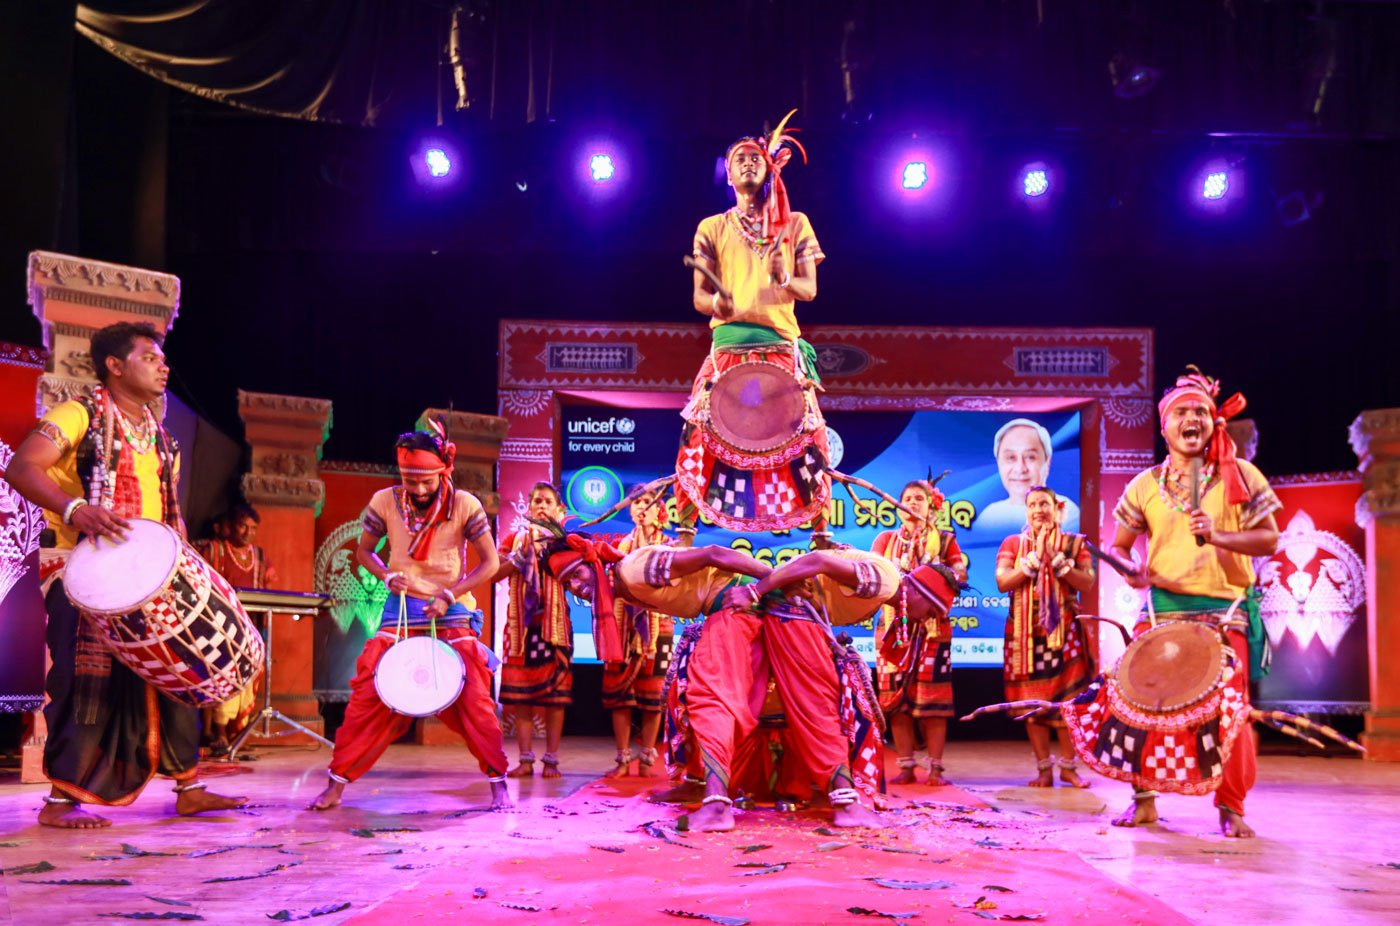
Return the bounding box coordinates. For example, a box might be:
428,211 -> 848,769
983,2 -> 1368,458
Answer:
490,780 -> 514,810
1028,767 -> 1054,788
39,801 -> 111,829
832,802 -> 888,829
506,760 -> 534,778
1111,797 -> 1158,828
1059,767 -> 1091,789
891,767 -> 918,785
604,760 -> 631,779
308,780 -> 345,811
688,801 -> 734,832
1219,808 -> 1255,838
176,786 -> 246,816
648,780 -> 705,804
926,770 -> 951,787
541,761 -> 562,780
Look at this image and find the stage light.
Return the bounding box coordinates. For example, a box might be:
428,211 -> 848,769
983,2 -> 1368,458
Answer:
589,153 -> 616,183
902,161 -> 928,190
1022,166 -> 1049,198
1202,170 -> 1229,200
424,148 -> 452,179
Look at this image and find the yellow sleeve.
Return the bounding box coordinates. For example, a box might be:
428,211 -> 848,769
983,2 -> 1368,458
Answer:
35,400 -> 90,456
1237,460 -> 1283,530
791,213 -> 824,267
693,215 -> 722,265
1113,470 -> 1152,533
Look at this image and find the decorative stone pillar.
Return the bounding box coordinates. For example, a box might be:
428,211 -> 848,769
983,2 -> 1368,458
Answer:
1350,408 -> 1400,761
238,390 -> 333,745
26,251 -> 181,415
414,408 -> 508,745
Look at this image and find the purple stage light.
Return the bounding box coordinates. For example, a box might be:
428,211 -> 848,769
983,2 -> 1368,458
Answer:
1202,170 -> 1229,200
1022,165 -> 1049,198
589,153 -> 616,183
410,138 -> 462,189
902,161 -> 929,190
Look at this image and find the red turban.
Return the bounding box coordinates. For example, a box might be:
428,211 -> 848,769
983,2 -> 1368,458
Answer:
1158,368 -> 1249,506
548,535 -> 626,664
726,109 -> 807,248
906,563 -> 957,617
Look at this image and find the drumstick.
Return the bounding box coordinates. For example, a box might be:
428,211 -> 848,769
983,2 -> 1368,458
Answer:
1075,614 -> 1132,647
960,699 -> 1058,722
1083,539 -> 1136,579
1189,457 -> 1204,547
827,468 -> 921,524
683,256 -> 734,307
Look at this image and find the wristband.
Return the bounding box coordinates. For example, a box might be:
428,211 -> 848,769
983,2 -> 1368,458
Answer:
62,498 -> 88,526
384,571 -> 402,586
776,270 -> 791,289
711,291 -> 721,312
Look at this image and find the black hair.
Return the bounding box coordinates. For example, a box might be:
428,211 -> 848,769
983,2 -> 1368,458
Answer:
227,502 -> 261,524
395,429 -> 446,459
529,481 -> 562,504
91,322 -> 162,385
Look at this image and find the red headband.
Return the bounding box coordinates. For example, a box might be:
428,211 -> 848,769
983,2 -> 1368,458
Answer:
549,535 -> 626,663
1159,369 -> 1249,505
726,110 -> 808,246
906,564 -> 956,617
396,420 -> 457,476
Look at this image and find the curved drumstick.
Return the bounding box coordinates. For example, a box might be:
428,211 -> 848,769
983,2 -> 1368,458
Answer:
961,699 -> 1059,722
1252,715 -> 1327,751
1249,709 -> 1365,753
577,475 -> 677,528
1075,614 -> 1132,647
1083,540 -> 1137,579
683,256 -> 733,306
827,468 -> 922,524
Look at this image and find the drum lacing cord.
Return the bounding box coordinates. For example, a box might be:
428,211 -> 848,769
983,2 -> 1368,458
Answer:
327,771 -> 351,784
172,781 -> 207,794
828,787 -> 861,807
393,592 -> 443,689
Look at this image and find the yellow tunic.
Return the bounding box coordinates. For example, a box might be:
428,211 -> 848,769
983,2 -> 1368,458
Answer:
363,488 -> 489,605
692,210 -> 823,340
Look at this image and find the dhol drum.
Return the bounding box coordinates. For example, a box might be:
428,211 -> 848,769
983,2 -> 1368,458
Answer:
1062,620 -> 1249,795
63,518 -> 264,708
373,597 -> 466,716
705,359 -> 807,456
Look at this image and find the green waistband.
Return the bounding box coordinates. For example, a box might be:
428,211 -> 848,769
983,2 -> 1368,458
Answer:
1150,587 -> 1260,618
702,574 -> 757,617
711,323 -> 821,385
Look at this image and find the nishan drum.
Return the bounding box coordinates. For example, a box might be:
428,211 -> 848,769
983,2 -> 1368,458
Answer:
705,359 -> 807,455
63,518 -> 264,708
374,635 -> 466,717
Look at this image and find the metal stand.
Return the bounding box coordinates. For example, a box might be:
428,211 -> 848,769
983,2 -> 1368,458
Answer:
228,601 -> 333,759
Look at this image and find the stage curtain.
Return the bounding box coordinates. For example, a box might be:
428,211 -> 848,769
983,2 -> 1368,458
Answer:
75,0 -> 445,126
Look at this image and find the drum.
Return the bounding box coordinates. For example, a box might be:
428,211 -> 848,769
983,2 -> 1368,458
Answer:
374,635 -> 465,717
1061,619 -> 1250,795
1115,621 -> 1233,712
706,359 -> 806,455
63,518 -> 264,708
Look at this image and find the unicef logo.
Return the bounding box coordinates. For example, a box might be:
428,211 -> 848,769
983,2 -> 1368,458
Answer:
617,417 -> 636,435
566,466 -> 625,519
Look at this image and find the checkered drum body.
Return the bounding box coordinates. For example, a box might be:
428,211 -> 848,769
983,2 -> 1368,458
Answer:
68,522 -> 265,708
1061,623 -> 1250,796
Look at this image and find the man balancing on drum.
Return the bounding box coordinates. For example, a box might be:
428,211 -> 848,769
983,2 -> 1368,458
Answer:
995,486 -> 1096,788
871,478 -> 966,787
309,423 -> 509,811
4,321 -> 245,828
1109,367 -> 1280,838
677,111 -> 829,546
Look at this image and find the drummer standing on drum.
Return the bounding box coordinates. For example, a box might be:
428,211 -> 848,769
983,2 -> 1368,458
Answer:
309,424 -> 509,811
5,322 -> 245,828
1110,368 -> 1280,838
678,113 -> 828,545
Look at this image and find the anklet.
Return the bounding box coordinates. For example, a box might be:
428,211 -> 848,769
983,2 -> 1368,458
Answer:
927,759 -> 946,773
327,770 -> 351,784
701,794 -> 733,806
896,756 -> 918,770
517,751 -> 536,763
173,781 -> 207,794
1036,757 -> 1056,771
1133,789 -> 1158,802
1058,757 -> 1079,771
540,752 -> 560,768
613,750 -> 630,765
828,787 -> 860,807
42,795 -> 77,805
488,775 -> 507,783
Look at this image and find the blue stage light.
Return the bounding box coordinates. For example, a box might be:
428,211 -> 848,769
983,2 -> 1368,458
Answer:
1022,168 -> 1049,198
424,148 -> 452,179
1202,170 -> 1229,200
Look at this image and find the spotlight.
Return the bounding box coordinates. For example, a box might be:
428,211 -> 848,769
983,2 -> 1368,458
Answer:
1202,170 -> 1229,200
589,153 -> 616,183
1109,54 -> 1161,100
902,161 -> 928,190
1021,165 -> 1050,198
425,148 -> 452,179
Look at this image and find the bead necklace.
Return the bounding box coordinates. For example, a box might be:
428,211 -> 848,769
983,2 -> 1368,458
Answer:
726,206 -> 772,253
225,542 -> 256,571
114,405 -> 157,453
1155,458 -> 1215,513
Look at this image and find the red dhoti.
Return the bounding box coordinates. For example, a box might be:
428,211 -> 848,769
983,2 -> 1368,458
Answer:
330,627 -> 508,781
685,607 -> 851,798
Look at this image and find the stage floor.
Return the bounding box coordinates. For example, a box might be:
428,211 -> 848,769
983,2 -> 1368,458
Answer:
0,738 -> 1396,925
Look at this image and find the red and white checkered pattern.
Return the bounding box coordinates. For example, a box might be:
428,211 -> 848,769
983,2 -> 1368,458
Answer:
679,446 -> 705,482
1143,734 -> 1196,781
754,473 -> 798,517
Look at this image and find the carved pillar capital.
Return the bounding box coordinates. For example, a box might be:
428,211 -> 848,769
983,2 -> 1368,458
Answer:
1351,409 -> 1400,527
237,390 -> 333,496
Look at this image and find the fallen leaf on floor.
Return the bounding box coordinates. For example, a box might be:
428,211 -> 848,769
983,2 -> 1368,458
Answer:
739,844 -> 772,854
97,914 -> 203,922
21,878 -> 133,886
266,902 -> 352,921
867,878 -> 953,890
366,849 -> 406,856
736,864 -> 787,877
471,888 -> 487,899
861,845 -> 925,855
392,864 -> 433,870
145,898 -> 193,908
121,844 -> 177,858
974,838 -> 1004,848
981,885 -> 1014,893
816,841 -> 849,852
971,914 -> 1045,922
203,862 -> 301,884
589,845 -> 626,853
814,827 -> 839,836
4,861 -> 56,875
846,906 -> 918,920
497,901 -> 544,912
349,828 -> 421,838
661,910 -> 750,925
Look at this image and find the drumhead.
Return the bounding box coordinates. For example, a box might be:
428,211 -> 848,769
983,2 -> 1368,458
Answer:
709,361 -> 805,454
374,636 -> 466,717
64,518 -> 181,615
1116,621 -> 1227,712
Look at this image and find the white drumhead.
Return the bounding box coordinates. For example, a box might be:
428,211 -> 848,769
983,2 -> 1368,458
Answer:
374,636 -> 466,717
64,518 -> 181,615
